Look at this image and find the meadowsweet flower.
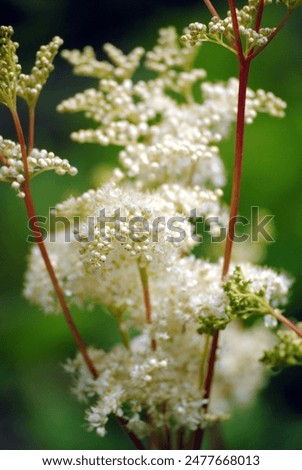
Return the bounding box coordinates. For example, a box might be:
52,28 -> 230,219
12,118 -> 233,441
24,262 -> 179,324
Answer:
61,43 -> 144,81
21,19 -> 298,449
0,26 -> 21,109
197,262 -> 292,334
0,136 -> 77,197
180,1 -> 286,55
145,26 -> 197,74
0,27 -> 63,111
261,324 -> 302,369
17,36 -> 63,107
66,320 -> 272,439
58,27 -> 285,166
118,132 -> 226,190
56,183 -> 195,271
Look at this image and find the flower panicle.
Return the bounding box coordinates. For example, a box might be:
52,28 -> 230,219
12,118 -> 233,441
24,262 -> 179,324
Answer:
180,0 -> 300,56
0,136 -> 77,198
261,324 -> 302,370
17,35 -> 63,108
0,25 -> 21,109
0,26 -> 63,111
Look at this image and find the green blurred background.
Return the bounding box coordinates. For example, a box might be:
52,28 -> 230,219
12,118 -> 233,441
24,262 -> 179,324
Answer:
0,0 -> 301,450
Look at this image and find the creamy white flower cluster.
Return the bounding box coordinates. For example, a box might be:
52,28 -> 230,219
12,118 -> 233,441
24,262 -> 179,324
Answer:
116,75 -> 285,191
58,79 -> 158,146
24,226 -> 291,436
118,131 -> 226,190
0,136 -> 77,197
58,27 -> 285,198
57,183 -> 195,271
145,26 -> 208,97
65,321 -> 273,439
61,43 -> 144,81
202,79 -> 286,124
24,225 -> 291,328
24,25 -> 293,441
145,27 -> 197,74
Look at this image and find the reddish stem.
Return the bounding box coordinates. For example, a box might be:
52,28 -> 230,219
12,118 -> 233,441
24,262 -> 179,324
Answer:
272,309 -> 302,339
228,0 -> 244,63
193,330 -> 219,450
250,10 -> 292,60
203,331 -> 220,402
196,18 -> 252,452
28,106 -> 35,155
222,59 -> 251,278
204,0 -> 221,19
195,1 -> 295,453
12,107 -> 147,450
11,108 -> 98,380
117,417 -> 146,450
0,153 -> 10,166
203,0 -> 236,50
254,0 -> 264,33
177,427 -> 185,450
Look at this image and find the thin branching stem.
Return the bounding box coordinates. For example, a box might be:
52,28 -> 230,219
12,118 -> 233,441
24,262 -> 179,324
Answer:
193,330 -> 219,450
11,107 -> 98,380
265,303 -> 302,339
203,0 -> 236,50
254,0 -> 265,33
28,106 -> 35,155
195,2 -> 297,453
195,58 -> 251,450
138,264 -> 156,351
250,9 -> 292,60
222,59 -> 251,278
177,427 -> 185,450
228,0 -> 244,62
273,311 -> 302,339
195,2 -> 253,451
204,0 -> 221,19
117,417 -> 146,450
0,153 -> 10,166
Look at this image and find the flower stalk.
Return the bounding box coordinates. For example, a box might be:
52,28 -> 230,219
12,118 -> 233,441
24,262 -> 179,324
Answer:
1,3 -> 300,449
28,106 -> 35,155
11,106 -> 98,380
197,0 -> 297,450
138,264 -> 156,351
222,58 -> 251,278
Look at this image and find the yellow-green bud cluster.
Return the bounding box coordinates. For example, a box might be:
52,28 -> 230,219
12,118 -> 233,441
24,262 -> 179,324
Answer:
0,27 -> 63,110
0,26 -> 21,109
17,36 -> 63,107
197,314 -> 229,335
224,266 -> 268,320
261,324 -> 302,370
181,2 -> 282,56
